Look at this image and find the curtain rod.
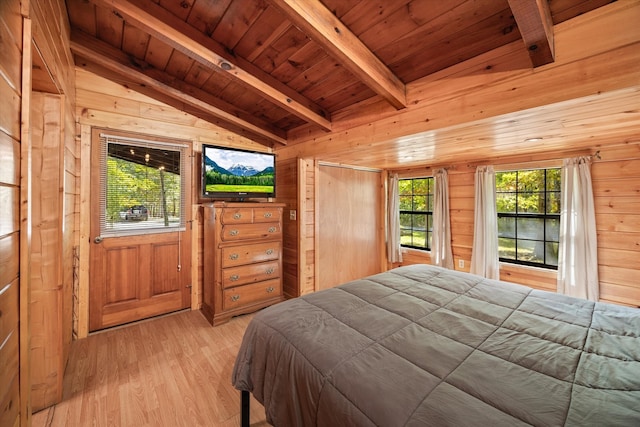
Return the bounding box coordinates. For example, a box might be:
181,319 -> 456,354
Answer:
467,150 -> 601,170
390,164 -> 455,177
317,161 -> 382,172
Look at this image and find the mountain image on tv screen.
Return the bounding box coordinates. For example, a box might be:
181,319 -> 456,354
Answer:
203,147 -> 274,194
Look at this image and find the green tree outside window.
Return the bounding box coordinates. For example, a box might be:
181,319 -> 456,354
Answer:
496,168 -> 560,268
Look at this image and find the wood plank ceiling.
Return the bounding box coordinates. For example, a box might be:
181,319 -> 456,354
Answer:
66,0 -> 624,164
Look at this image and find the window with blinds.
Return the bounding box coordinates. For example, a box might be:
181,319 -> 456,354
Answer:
99,133 -> 187,236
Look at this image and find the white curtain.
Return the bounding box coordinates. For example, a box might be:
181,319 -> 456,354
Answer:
557,157 -> 599,301
432,168 -> 453,269
387,173 -> 403,263
470,166 -> 500,279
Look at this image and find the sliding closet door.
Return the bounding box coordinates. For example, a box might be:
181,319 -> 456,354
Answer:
317,163 -> 383,290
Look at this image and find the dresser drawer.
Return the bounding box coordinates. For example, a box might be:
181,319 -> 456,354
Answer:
253,207 -> 282,223
222,260 -> 280,288
221,222 -> 281,241
223,279 -> 281,310
221,242 -> 281,268
220,208 -> 254,224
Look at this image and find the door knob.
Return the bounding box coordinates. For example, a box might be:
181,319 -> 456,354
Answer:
94,236 -> 103,244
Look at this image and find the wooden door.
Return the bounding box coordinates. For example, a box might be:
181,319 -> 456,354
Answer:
89,129 -> 191,331
318,164 -> 383,289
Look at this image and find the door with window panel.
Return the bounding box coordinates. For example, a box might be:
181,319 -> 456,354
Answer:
89,129 -> 192,331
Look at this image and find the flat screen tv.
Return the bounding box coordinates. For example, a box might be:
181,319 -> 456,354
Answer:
201,144 -> 275,200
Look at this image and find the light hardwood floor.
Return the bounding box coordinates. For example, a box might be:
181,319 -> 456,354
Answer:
32,310 -> 268,427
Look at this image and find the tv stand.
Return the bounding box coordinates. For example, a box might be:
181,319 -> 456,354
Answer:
202,202 -> 285,326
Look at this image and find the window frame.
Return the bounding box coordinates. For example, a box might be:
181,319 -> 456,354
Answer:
496,167 -> 561,270
99,133 -> 189,238
398,177 -> 434,251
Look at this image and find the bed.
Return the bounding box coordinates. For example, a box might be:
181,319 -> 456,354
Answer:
232,264 -> 640,426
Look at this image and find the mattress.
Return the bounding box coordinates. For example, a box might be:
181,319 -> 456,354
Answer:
232,264 -> 640,426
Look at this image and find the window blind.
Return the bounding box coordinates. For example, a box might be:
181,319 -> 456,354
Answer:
98,133 -> 188,237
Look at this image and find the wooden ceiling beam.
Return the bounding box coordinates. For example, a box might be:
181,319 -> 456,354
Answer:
70,30 -> 288,146
269,0 -> 407,110
88,0 -> 332,131
508,0 -> 555,67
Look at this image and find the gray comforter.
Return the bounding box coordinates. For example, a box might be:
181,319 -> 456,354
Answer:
232,264 -> 640,426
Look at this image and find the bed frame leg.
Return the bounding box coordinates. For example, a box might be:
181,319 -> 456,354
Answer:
241,390 -> 250,427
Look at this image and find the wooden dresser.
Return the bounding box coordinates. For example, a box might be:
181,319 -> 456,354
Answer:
202,202 -> 286,326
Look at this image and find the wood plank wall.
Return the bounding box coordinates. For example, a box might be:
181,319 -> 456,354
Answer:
0,0 -> 24,424
283,150 -> 640,306
300,159 -> 316,296
276,157 -> 299,298
276,158 -> 319,297
74,67 -> 271,329
9,1 -> 634,425
592,143 -> 640,306
391,142 -> 640,308
26,0 -> 79,413
30,92 -> 66,411
276,2 -> 640,307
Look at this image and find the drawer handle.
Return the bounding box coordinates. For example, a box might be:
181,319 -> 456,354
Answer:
266,249 -> 274,255
264,212 -> 272,218
266,268 -> 274,275
230,229 -> 239,236
230,274 -> 240,282
230,295 -> 240,302
268,227 -> 276,233
233,213 -> 242,220
229,253 -> 239,260
266,286 -> 275,293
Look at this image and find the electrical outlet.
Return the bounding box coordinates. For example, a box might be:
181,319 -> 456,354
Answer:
289,210 -> 297,221
458,259 -> 464,269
